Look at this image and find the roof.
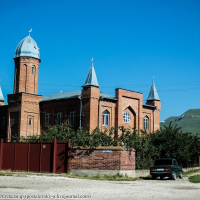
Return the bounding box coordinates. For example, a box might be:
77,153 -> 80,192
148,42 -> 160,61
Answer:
14,35 -> 40,59
42,90 -> 117,102
0,86 -> 5,101
100,92 -> 117,100
146,79 -> 160,101
143,104 -> 156,109
82,60 -> 100,87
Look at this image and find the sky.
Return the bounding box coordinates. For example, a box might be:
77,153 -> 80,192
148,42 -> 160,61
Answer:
0,0 -> 200,121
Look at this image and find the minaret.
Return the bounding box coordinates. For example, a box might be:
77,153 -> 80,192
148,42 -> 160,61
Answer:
0,85 -> 5,105
13,29 -> 40,94
146,77 -> 161,131
7,30 -> 42,141
81,58 -> 100,132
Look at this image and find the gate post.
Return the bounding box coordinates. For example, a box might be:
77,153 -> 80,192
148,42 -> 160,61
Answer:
0,139 -> 3,169
67,139 -> 71,173
27,141 -> 30,171
53,138 -> 57,173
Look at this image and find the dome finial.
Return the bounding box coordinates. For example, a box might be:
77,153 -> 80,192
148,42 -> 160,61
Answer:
91,57 -> 94,67
152,76 -> 154,83
28,28 -> 32,36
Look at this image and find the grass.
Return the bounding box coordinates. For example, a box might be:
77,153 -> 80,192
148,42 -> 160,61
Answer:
0,169 -> 45,176
0,170 -> 140,181
183,168 -> 200,175
189,175 -> 200,183
61,172 -> 140,181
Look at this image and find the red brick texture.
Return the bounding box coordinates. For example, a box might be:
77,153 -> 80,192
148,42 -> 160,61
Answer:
81,86 -> 100,132
70,147 -> 135,170
146,100 -> 161,131
1,53 -> 161,139
7,93 -> 42,141
14,57 -> 40,95
40,98 -> 81,130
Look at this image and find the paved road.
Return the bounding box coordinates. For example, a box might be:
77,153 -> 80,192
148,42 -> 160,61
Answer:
0,174 -> 199,200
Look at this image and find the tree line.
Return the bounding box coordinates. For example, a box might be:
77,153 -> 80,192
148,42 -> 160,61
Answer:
18,123 -> 200,169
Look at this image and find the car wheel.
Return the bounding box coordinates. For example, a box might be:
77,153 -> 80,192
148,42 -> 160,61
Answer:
171,173 -> 176,180
179,172 -> 183,179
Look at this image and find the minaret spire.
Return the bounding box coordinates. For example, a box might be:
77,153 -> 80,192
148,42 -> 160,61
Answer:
82,58 -> 100,87
91,57 -> 94,67
146,77 -> 160,101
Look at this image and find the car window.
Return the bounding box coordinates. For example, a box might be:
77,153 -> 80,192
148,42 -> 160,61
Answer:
173,160 -> 178,165
154,160 -> 173,165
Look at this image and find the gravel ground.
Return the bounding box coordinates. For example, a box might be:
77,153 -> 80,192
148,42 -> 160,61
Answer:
0,174 -> 200,200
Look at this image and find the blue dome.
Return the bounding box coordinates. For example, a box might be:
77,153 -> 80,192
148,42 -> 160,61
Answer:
14,36 -> 40,59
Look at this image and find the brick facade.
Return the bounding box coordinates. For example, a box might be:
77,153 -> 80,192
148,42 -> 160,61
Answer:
3,55 -> 42,141
14,57 -> 40,94
0,35 -> 161,141
70,147 -> 135,170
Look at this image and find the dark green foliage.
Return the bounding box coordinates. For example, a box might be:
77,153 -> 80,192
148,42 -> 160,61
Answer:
18,123 -> 200,169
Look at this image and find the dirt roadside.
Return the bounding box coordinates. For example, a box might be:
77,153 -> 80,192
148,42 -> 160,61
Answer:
0,173 -> 199,200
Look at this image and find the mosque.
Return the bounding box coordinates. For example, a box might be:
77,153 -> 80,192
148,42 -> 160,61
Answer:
0,32 -> 161,141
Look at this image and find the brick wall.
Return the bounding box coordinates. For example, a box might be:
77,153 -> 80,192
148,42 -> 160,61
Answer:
100,99 -> 116,131
14,57 -> 40,95
7,93 -> 42,140
115,88 -> 143,132
81,86 -> 100,132
146,100 -> 161,131
40,98 -> 81,130
142,106 -> 154,132
70,147 -> 135,170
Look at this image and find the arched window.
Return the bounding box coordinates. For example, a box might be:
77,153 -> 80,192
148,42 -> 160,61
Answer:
56,112 -> 63,126
44,113 -> 51,127
144,116 -> 149,130
123,112 -> 130,123
69,110 -> 76,126
32,66 -> 35,75
103,110 -> 109,126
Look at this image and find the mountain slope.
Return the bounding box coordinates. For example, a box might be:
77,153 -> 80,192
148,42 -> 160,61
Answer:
160,109 -> 200,134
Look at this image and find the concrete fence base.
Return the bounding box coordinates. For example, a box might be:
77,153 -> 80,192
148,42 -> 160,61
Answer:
70,167 -> 200,178
70,169 -> 137,177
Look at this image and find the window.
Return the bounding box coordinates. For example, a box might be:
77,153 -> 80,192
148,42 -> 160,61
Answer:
1,117 -> 6,129
144,116 -> 149,130
69,111 -> 76,126
29,118 -> 32,126
32,67 -> 35,75
103,110 -> 109,126
123,112 -> 130,123
56,112 -> 63,126
44,113 -> 51,127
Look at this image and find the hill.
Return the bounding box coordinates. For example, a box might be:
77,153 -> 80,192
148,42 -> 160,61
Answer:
160,109 -> 200,135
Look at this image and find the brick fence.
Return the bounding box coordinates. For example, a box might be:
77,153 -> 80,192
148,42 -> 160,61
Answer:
70,147 -> 135,171
0,138 -> 136,175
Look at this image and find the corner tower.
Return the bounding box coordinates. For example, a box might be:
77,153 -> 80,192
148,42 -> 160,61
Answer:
81,58 -> 100,132
7,30 -> 42,141
14,31 -> 40,94
146,78 -> 161,131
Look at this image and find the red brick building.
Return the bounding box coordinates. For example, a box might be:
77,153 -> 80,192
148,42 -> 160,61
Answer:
0,33 -> 161,141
